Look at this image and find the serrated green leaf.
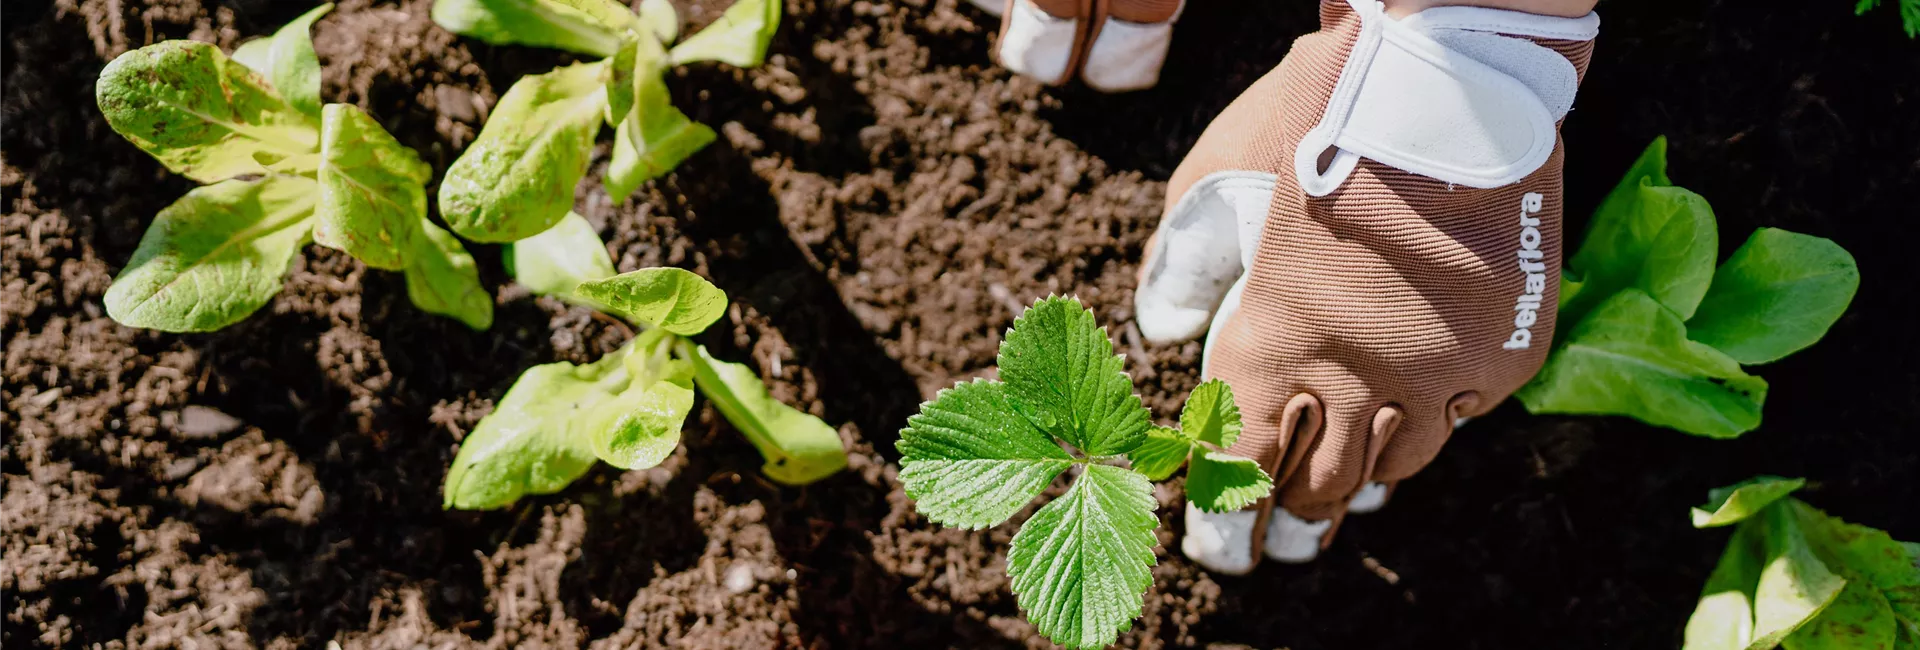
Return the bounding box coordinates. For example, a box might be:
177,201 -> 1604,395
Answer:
1517,289 -> 1767,438
1694,476 -> 1807,528
1562,136 -> 1719,325
230,4 -> 331,119
1008,463 -> 1157,650
405,218 -> 493,330
1126,426 -> 1190,481
438,61 -> 606,243
105,177 -> 316,332
1687,228 -> 1860,365
443,354 -> 627,509
584,375 -> 694,470
668,0 -> 780,67
1686,519 -> 1767,650
1751,505 -> 1849,649
1186,451 -> 1271,513
999,296 -> 1152,457
314,103 -> 431,269
638,0 -> 679,42
505,211 -> 616,300
896,380 -> 1073,529
430,0 -> 634,57
682,341 -> 847,485
96,40 -> 319,183
575,267 -> 725,335
1179,379 -> 1242,448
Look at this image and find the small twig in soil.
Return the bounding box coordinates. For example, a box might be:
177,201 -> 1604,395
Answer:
1123,321 -> 1157,378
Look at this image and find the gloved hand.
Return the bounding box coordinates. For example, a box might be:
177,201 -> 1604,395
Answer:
1132,0 -> 1599,572
971,0 -> 1185,92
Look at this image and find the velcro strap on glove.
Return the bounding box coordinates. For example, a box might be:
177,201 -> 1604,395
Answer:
1293,0 -> 1600,196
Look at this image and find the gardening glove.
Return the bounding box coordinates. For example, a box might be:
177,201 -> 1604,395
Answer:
1133,0 -> 1598,573
971,0 -> 1184,92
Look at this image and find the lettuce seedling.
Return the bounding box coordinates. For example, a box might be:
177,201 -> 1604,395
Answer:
895,296 -> 1273,650
1682,476 -> 1920,649
430,0 -> 780,243
443,214 -> 846,509
93,4 -> 491,333
1516,137 -> 1860,438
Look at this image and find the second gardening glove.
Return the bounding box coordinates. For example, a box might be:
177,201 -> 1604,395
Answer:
975,0 -> 1185,91
1134,0 -> 1598,572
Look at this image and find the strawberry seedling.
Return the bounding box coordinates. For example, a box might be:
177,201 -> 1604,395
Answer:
1516,137 -> 1860,438
95,4 -> 491,332
430,0 -> 780,243
1682,476 -> 1919,649
895,296 -> 1273,650
443,213 -> 846,508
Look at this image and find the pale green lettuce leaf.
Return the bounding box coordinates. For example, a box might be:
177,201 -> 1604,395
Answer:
1686,519 -> 1767,650
1693,476 -> 1806,528
606,32 -> 716,198
442,355 -> 624,509
1516,289 -> 1767,438
574,267 -> 726,335
1125,426 -> 1190,481
1007,463 -> 1157,650
1794,502 -> 1920,640
314,103 -> 432,270
96,40 -> 319,183
230,3 -> 332,119
1687,228 -> 1860,365
404,218 -> 494,330
583,374 -> 694,470
997,296 -> 1152,457
430,0 -> 634,57
668,0 -> 780,67
438,61 -> 607,243
603,34 -> 639,125
1750,505 -> 1849,648
1186,451 -> 1271,513
638,0 -> 679,42
897,379 -> 1073,529
105,177 -> 317,332
682,341 -> 847,485
504,211 -> 616,300
1786,580 -> 1898,650
1562,136 -> 1718,324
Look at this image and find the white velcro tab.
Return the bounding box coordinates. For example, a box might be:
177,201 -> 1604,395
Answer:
1294,1 -> 1598,195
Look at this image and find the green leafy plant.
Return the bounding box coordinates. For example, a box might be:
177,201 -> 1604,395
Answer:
1516,137 -> 1860,438
94,4 -> 491,332
430,0 -> 780,244
1857,0 -> 1920,38
895,296 -> 1273,649
1683,476 -> 1920,649
443,212 -> 846,509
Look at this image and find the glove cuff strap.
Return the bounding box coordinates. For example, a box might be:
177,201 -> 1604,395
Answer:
1294,1 -> 1599,196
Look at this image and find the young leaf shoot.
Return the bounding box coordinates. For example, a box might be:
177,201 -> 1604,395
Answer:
897,296 -> 1273,649
432,0 -> 776,242
1681,476 -> 1920,650
444,222 -> 849,507
1517,137 -> 1859,438
95,5 -> 491,332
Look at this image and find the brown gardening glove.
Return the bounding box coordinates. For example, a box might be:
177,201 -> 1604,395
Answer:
972,0 -> 1185,91
1132,0 -> 1598,571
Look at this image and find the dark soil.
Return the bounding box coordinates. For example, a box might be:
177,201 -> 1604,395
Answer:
5,0 -> 1917,647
